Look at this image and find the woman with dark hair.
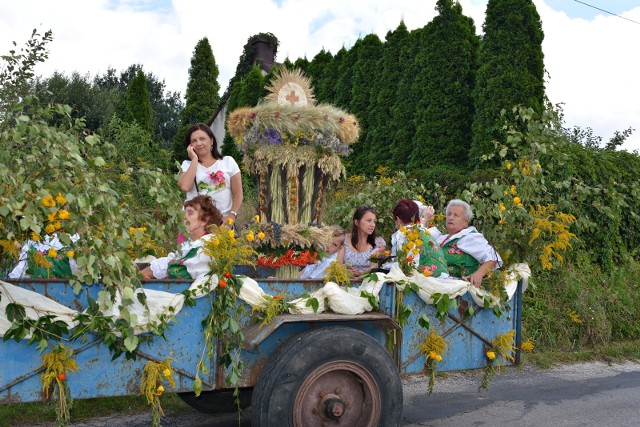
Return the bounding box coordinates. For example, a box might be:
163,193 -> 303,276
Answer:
141,195 -> 223,280
337,205 -> 386,278
177,123 -> 243,225
391,200 -> 448,278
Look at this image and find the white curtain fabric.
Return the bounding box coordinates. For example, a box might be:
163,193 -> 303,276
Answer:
0,263 -> 530,339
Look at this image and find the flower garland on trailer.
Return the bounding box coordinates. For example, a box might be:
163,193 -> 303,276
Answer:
419,329 -> 447,395
140,359 -> 175,427
480,329 -> 516,391
39,343 -> 79,427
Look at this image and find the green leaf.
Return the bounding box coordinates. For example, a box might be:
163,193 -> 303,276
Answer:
6,303 -> 26,322
305,297 -> 319,313
193,376 -> 203,397
123,335 -> 138,352
418,314 -> 430,330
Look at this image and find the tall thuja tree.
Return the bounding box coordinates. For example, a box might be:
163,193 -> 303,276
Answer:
365,22 -> 410,169
238,65 -> 266,107
390,26 -> 427,170
470,0 -> 544,164
333,42 -> 361,110
347,34 -> 383,175
317,47 -> 346,104
125,70 -> 154,135
410,0 -> 479,170
222,33 -> 278,159
173,37 -> 220,163
306,49 -> 333,102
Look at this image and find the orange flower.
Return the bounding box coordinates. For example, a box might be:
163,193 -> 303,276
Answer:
223,271 -> 232,279
218,278 -> 227,288
57,372 -> 66,381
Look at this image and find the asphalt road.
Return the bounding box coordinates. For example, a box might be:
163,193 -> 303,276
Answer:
67,361 -> 640,427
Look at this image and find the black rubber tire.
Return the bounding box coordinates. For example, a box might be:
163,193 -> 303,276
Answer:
178,388 -> 252,414
251,326 -> 402,427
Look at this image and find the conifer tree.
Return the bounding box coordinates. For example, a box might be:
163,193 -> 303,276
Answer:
125,70 -> 154,136
238,65 -> 266,107
364,22 -> 410,169
470,0 -> 544,163
317,47 -> 346,104
410,0 -> 478,169
347,34 -> 383,174
173,37 -> 220,162
390,27 -> 426,169
334,42 -> 360,110
306,49 -> 333,102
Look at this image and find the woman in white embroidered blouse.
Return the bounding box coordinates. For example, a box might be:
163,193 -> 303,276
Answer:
177,123 -> 243,224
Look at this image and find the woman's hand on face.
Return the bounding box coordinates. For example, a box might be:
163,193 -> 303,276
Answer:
187,145 -> 198,161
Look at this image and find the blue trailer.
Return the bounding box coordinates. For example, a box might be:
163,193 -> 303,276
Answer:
0,275 -> 523,426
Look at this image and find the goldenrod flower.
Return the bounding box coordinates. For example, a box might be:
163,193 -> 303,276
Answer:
47,248 -> 58,258
42,195 -> 56,207
55,193 -> 67,205
163,368 -> 171,378
58,210 -> 70,220
45,224 -> 56,234
228,229 -> 235,239
486,351 -> 496,360
212,238 -> 220,247
66,250 -> 74,259
257,231 -> 266,240
521,339 -> 534,352
31,232 -> 40,242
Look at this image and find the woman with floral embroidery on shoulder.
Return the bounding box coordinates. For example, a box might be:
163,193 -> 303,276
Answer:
390,200 -> 448,278
337,205 -> 386,278
423,199 -> 502,287
178,123 -> 243,225
140,195 -> 222,280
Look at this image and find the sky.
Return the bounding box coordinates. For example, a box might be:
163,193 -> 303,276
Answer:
1,0 -> 639,151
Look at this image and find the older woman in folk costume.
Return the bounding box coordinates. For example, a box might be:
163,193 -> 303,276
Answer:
423,199 -> 502,287
141,195 -> 222,280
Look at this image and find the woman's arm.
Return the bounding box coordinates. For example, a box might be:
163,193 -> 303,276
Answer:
464,260 -> 496,288
228,172 -> 243,217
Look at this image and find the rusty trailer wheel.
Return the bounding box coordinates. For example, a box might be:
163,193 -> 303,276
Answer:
251,326 -> 402,427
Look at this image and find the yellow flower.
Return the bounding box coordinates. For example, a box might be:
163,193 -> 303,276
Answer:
212,238 -> 220,247
429,351 -> 438,360
227,217 -> 235,225
47,248 -> 58,258
434,354 -> 442,362
228,229 -> 235,239
513,197 -> 521,205
257,231 -> 266,240
55,193 -> 67,205
163,368 -> 171,378
246,231 -> 255,242
31,232 -> 40,242
499,203 -> 506,212
536,164 -> 542,169
66,250 -> 74,259
42,195 -> 56,207
499,219 -> 506,225
412,249 -> 420,255
510,185 -> 517,195
505,161 -> 512,170
58,209 -> 70,220
399,226 -> 407,234
521,339 -> 535,352
47,212 -> 57,222
486,351 -> 496,361
156,385 -> 165,395
45,224 -> 56,234
53,221 -> 62,230
254,215 -> 260,223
